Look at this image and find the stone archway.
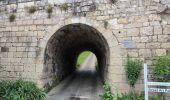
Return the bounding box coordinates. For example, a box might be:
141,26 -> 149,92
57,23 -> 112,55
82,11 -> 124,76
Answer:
37,17 -> 121,91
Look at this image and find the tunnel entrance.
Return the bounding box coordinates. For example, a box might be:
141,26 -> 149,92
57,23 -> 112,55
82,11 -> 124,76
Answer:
44,24 -> 110,90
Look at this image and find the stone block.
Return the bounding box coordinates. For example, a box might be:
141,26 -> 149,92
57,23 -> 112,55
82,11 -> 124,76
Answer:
161,43 -> 170,48
155,49 -> 166,56
149,14 -> 161,21
139,49 -> 152,57
12,27 -> 18,32
140,26 -> 154,36
17,47 -> 26,52
34,20 -> 43,25
18,26 -> 25,31
8,52 -> 14,58
125,23 -> 143,28
24,64 -> 36,72
127,50 -> 139,57
163,25 -> 170,34
141,37 -> 149,42
29,25 -> 37,30
28,52 -> 36,57
136,43 -> 146,48
146,43 -> 160,48
14,52 -> 27,58
36,64 -> 44,72
15,66 -> 23,72
158,35 -> 169,42
127,28 -> 139,36
129,16 -> 148,23
132,37 -> 141,42
151,36 -> 158,42
118,18 -> 128,24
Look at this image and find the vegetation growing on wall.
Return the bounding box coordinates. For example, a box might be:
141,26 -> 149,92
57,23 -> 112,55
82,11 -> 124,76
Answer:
125,56 -> 143,87
153,54 -> 170,82
110,0 -> 117,4
46,4 -> 53,18
9,13 -> 16,22
25,6 -> 36,14
60,3 -> 69,11
0,80 -> 46,100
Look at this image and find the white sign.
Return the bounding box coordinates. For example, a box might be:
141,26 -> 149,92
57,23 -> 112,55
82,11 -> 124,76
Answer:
148,88 -> 170,93
144,64 -> 170,100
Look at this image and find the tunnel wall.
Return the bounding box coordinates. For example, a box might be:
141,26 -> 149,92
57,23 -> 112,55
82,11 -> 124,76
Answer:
0,0 -> 170,93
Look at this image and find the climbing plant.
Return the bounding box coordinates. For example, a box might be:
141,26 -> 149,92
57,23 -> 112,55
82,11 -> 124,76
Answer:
125,56 -> 143,87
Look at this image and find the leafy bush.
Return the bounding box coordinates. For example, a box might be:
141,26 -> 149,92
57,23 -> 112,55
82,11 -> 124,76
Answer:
101,84 -> 114,100
153,54 -> 170,82
0,80 -> 46,100
125,56 -> 143,87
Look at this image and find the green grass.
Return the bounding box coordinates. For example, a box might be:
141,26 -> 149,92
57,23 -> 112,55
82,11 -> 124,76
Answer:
76,51 -> 91,67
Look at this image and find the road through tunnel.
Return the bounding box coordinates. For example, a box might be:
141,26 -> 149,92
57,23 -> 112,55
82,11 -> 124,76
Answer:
44,24 -> 110,90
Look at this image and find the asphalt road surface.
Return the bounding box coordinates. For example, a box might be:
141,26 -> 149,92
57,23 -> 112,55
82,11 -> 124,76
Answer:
46,54 -> 103,100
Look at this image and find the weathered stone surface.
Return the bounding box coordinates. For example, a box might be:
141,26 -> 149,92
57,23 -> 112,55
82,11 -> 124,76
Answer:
140,26 -> 154,36
154,26 -> 162,35
155,49 -> 166,55
163,25 -> 170,34
146,43 -> 161,48
0,0 -> 169,95
127,28 -> 139,36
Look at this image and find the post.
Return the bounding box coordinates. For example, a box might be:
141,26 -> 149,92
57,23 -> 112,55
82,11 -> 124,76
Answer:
144,63 -> 148,100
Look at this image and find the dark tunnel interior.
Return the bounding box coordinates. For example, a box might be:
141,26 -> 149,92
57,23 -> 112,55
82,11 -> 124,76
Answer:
44,24 -> 110,89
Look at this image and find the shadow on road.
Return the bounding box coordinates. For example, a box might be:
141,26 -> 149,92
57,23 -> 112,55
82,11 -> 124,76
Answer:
47,54 -> 103,100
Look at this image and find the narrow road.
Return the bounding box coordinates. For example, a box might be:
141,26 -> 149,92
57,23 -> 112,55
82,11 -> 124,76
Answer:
46,54 -> 103,100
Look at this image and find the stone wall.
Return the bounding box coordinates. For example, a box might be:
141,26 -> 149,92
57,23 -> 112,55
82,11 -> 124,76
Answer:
0,0 -> 170,95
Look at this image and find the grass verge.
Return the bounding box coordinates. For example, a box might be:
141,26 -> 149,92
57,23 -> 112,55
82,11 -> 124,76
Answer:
76,51 -> 91,68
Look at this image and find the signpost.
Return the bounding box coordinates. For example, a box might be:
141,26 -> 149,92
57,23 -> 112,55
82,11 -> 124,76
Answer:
144,63 -> 170,100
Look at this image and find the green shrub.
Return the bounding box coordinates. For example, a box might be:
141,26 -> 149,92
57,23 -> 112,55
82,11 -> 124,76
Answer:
0,80 -> 46,100
153,54 -> 170,82
101,84 -> 114,100
125,56 -> 143,87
